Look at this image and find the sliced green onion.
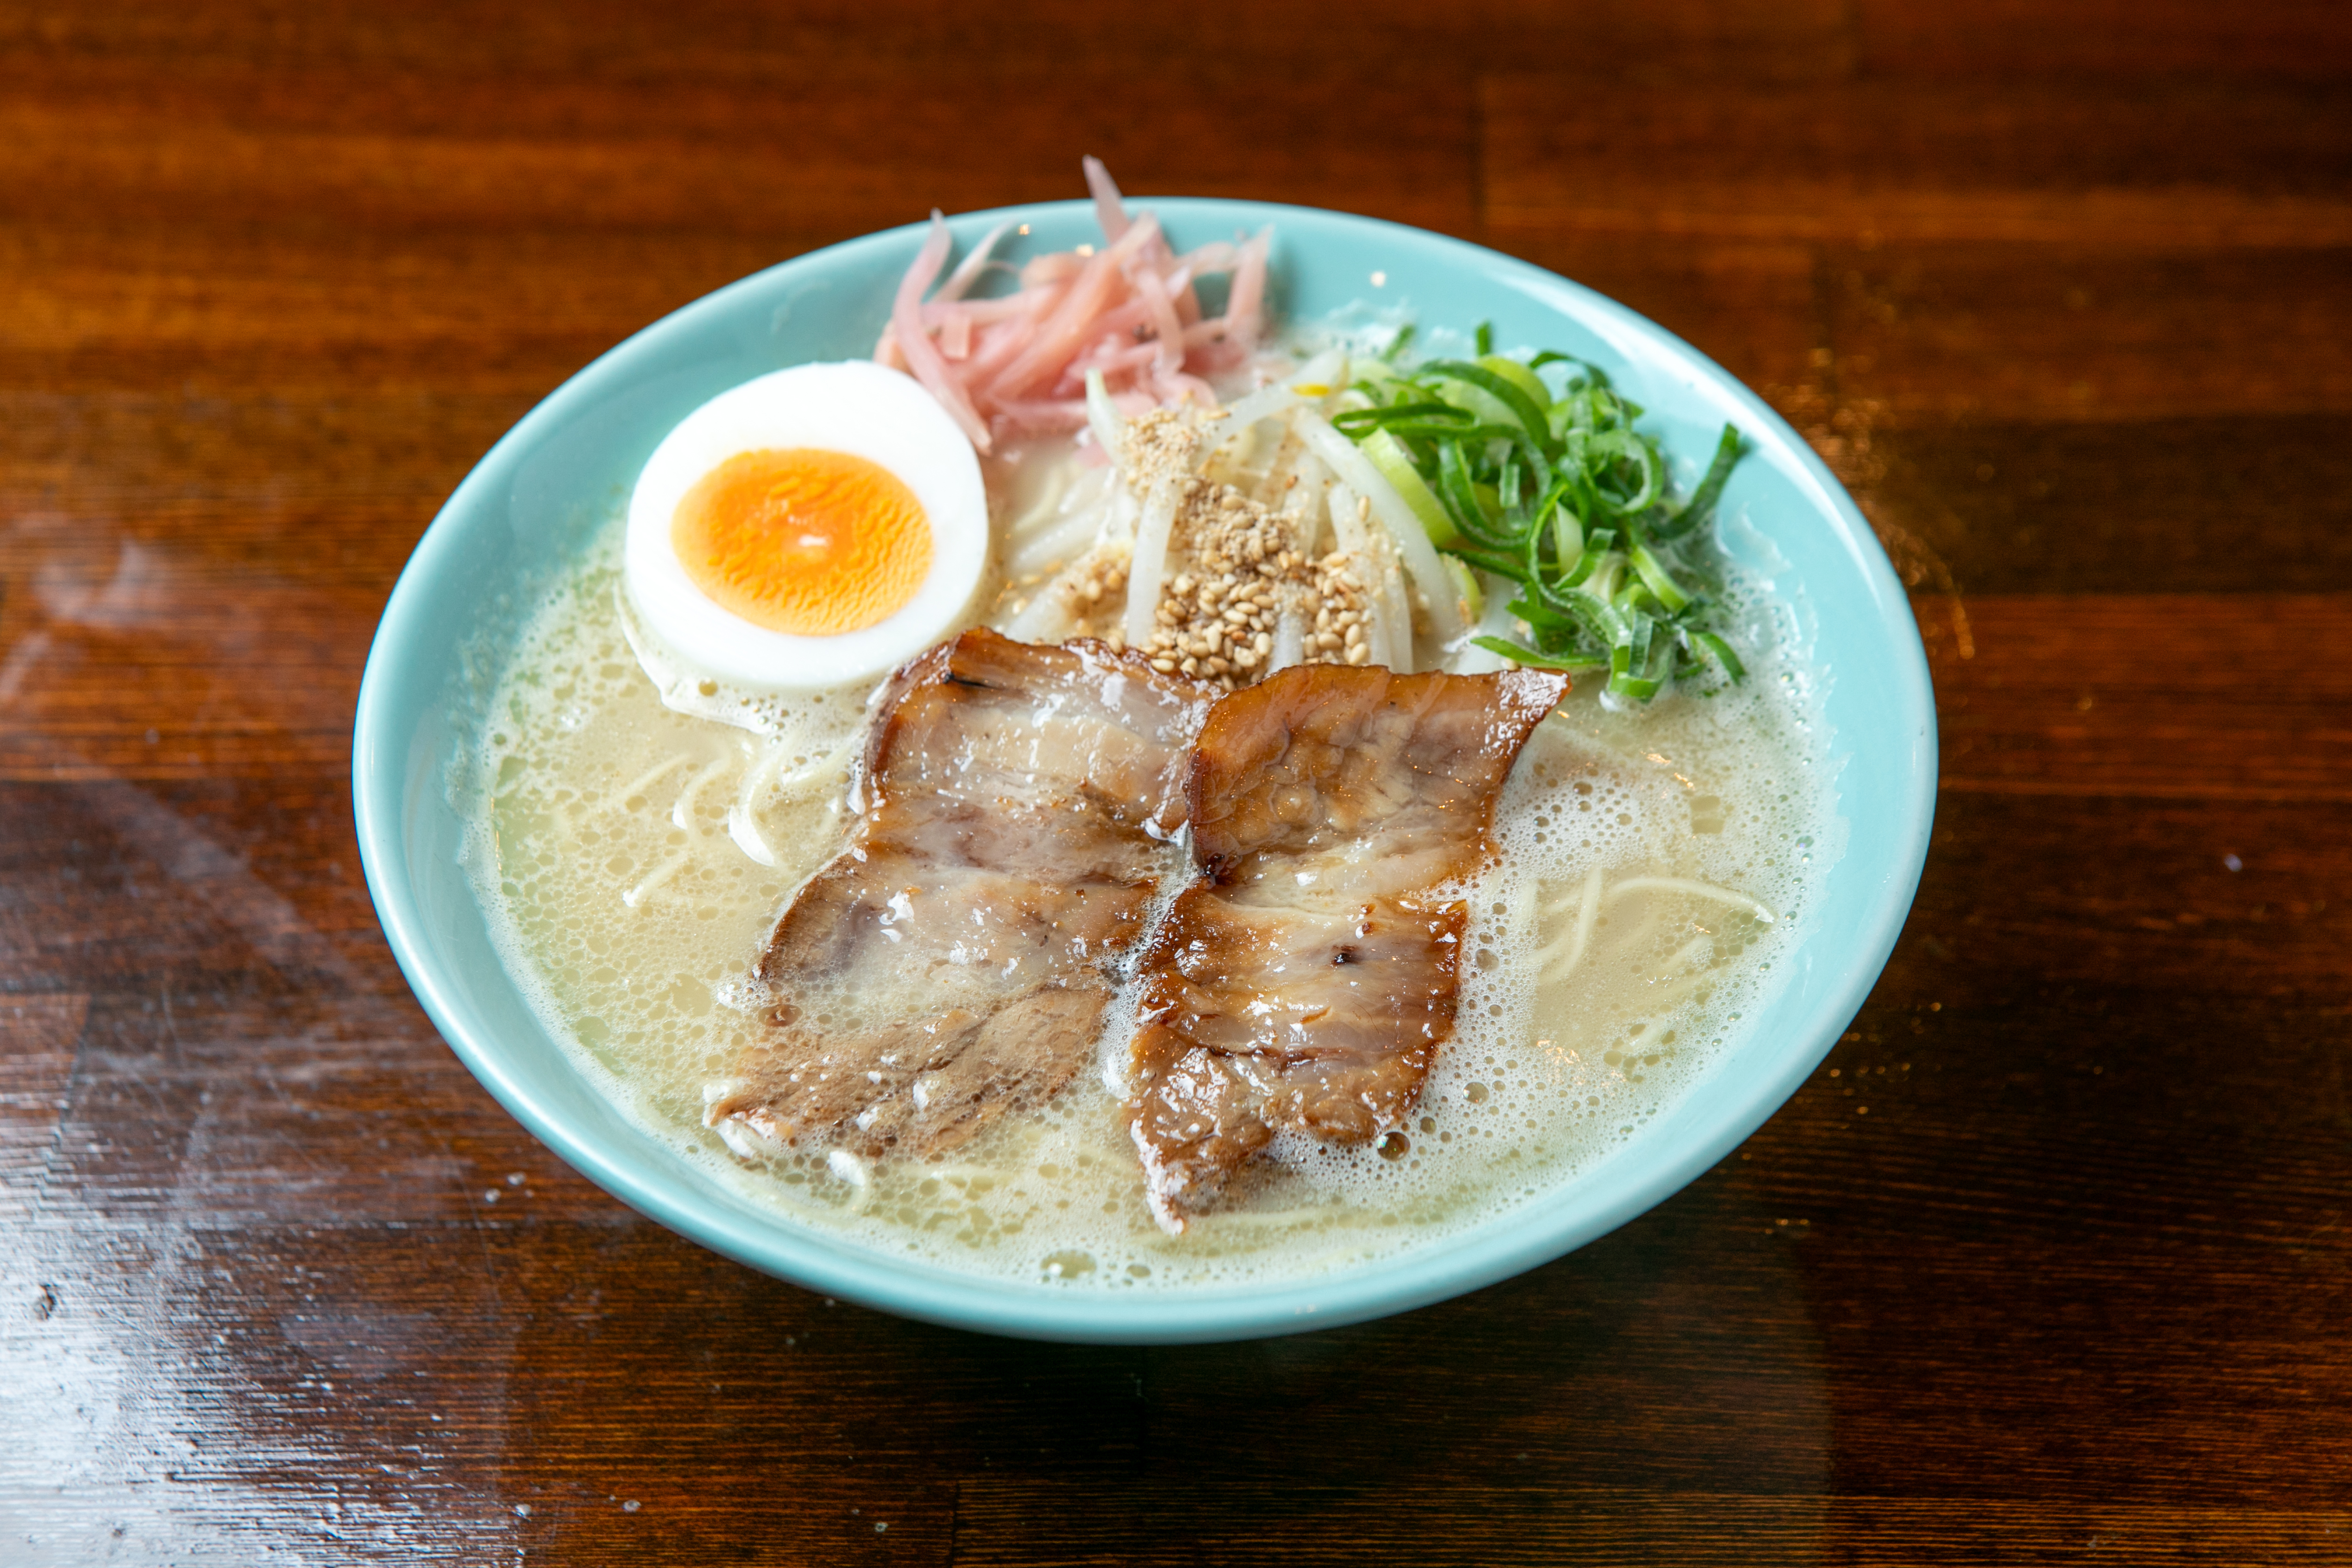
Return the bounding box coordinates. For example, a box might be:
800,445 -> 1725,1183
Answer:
1583,428 -> 1664,515
1524,580 -> 1625,648
1530,351 -> 1607,387
1578,546 -> 1624,601
1650,423 -> 1743,541
1331,400 -> 1476,432
1689,630 -> 1747,680
1340,418 -> 1517,445
1505,593 -> 1575,636
1324,325 -> 1752,701
1446,542 -> 1526,580
1608,643 -> 1662,701
1437,439 -> 1497,543
1551,504 -> 1584,568
1420,360 -> 1557,457
1628,541 -> 1692,612
1472,636 -> 1603,674
1476,354 -> 1551,407
1363,429 -> 1458,546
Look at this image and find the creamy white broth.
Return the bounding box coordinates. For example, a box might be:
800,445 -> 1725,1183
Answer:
460,489 -> 1836,1289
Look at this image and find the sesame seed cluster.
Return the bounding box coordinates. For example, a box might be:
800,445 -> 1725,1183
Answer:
1025,407 -> 1409,691
1065,549 -> 1130,615
1116,477 -> 1379,690
1122,409 -> 1202,494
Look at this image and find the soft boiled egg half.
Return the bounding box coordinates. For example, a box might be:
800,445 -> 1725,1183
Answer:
624,360 -> 988,692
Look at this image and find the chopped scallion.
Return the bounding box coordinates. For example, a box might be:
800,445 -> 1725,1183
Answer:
1331,327 -> 1752,702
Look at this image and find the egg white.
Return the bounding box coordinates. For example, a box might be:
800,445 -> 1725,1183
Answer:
624,360 -> 988,692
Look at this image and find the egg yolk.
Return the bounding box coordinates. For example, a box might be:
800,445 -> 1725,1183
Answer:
671,448 -> 932,636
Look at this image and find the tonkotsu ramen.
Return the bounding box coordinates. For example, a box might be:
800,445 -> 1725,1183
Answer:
458,164 -> 1838,1289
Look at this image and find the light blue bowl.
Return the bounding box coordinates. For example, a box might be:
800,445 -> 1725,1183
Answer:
353,198 -> 1934,1343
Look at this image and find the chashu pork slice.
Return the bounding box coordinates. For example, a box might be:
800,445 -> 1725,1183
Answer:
707,629 -> 1215,1160
1127,663 -> 1568,1229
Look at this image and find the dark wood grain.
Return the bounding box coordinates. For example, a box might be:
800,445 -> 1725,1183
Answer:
4,1 -> 2349,1562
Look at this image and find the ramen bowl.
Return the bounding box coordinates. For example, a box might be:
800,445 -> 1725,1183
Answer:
352,197 -> 1935,1344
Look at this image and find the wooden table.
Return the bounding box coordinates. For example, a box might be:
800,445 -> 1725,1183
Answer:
5,3 -> 2348,1561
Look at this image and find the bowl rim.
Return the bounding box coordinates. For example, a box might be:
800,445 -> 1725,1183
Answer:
354,195 -> 1936,1343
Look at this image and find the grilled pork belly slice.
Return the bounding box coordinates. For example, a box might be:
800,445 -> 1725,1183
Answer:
1127,663 -> 1568,1230
707,629 -> 1214,1160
